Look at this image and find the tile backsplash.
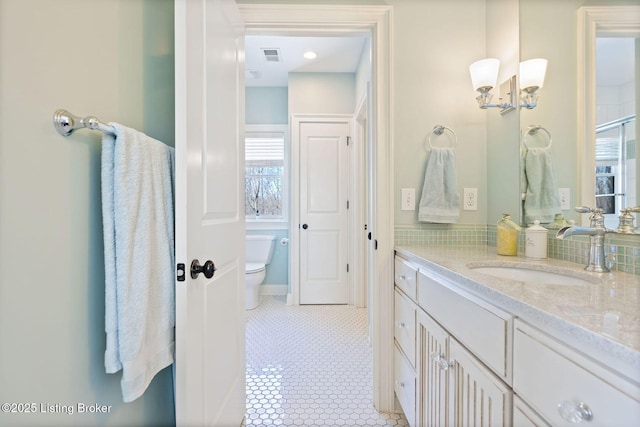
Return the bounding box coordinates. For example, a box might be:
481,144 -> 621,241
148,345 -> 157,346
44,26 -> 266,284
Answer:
395,224 -> 640,275
394,224 -> 487,247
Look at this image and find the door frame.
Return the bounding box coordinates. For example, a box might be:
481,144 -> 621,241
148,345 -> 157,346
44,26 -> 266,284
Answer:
353,89 -> 369,310
238,4 -> 395,412
291,114 -> 354,306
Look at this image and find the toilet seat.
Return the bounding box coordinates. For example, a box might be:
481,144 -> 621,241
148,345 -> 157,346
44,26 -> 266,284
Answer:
245,263 -> 265,274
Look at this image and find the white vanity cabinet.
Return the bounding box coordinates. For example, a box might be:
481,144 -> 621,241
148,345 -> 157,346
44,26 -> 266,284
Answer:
394,254 -> 513,427
394,250 -> 640,427
513,320 -> 640,427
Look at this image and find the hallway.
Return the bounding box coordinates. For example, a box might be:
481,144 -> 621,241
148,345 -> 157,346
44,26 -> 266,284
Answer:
245,296 -> 408,426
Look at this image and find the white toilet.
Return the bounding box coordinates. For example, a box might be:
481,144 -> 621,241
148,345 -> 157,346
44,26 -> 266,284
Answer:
245,234 -> 276,310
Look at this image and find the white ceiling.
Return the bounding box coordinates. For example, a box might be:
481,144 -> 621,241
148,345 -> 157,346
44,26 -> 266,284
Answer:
245,35 -> 368,87
596,38 -> 636,87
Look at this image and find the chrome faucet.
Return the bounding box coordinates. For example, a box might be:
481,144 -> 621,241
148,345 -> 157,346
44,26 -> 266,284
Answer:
556,206 -> 610,273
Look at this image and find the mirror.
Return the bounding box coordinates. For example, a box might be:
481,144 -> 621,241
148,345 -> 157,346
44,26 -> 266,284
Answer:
516,1 -> 640,229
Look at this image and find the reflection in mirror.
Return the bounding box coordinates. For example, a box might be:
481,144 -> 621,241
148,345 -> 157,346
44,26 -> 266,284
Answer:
578,6 -> 640,232
595,38 -> 637,230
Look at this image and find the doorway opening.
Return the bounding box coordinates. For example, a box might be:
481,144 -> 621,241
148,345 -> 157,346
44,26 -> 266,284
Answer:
239,3 -> 395,412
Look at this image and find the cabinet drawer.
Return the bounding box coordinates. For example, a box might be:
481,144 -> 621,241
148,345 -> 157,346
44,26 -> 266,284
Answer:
418,269 -> 512,381
514,321 -> 640,427
395,257 -> 417,301
394,288 -> 416,367
394,343 -> 416,427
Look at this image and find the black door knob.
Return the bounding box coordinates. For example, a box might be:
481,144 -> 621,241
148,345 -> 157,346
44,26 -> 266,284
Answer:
190,259 -> 216,279
302,224 -> 308,230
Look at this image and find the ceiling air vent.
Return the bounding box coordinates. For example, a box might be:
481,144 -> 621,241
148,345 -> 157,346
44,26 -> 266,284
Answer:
261,48 -> 281,62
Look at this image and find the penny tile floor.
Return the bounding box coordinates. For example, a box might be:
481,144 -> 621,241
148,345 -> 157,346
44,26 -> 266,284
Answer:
244,296 -> 408,426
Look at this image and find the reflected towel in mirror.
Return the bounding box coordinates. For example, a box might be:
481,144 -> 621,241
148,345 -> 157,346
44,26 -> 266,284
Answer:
523,146 -> 561,224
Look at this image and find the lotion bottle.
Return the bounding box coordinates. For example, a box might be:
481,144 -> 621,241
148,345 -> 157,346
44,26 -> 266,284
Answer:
496,214 -> 521,256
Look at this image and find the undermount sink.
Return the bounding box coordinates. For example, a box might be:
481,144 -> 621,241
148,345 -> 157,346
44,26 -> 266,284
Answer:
466,261 -> 602,286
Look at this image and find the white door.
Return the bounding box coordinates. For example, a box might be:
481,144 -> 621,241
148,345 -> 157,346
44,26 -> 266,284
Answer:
174,0 -> 245,425
299,120 -> 351,304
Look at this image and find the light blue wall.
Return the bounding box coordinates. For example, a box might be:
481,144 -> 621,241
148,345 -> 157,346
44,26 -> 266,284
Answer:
246,87 -> 288,124
289,72 -> 356,114
0,1 -> 175,426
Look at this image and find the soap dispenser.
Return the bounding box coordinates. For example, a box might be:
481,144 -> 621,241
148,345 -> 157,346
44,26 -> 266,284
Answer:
525,220 -> 548,259
496,214 -> 521,256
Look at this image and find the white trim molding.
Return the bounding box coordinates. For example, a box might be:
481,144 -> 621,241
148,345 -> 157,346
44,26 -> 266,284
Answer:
239,4 -> 395,412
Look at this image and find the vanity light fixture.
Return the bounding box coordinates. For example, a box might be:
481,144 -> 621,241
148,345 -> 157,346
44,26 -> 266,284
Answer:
519,58 -> 548,109
469,57 -> 549,112
469,58 -> 515,113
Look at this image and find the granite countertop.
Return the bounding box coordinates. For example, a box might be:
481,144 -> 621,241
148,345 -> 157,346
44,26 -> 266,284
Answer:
395,245 -> 640,382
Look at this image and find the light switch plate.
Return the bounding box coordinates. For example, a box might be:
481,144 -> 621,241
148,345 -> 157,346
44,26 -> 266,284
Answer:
401,188 -> 416,211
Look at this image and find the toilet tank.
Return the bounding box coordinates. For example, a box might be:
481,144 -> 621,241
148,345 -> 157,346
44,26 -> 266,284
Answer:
245,235 -> 276,264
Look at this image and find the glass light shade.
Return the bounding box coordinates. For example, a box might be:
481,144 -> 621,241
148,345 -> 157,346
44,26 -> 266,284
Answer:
469,58 -> 500,91
520,58 -> 547,90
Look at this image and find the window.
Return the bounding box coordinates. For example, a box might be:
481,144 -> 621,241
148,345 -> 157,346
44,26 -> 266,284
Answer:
245,125 -> 288,221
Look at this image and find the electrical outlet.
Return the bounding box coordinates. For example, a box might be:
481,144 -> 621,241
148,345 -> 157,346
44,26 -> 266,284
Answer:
559,188 -> 571,210
401,188 -> 416,211
463,188 -> 478,211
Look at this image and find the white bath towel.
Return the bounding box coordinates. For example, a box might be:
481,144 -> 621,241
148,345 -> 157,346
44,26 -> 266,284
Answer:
418,147 -> 460,223
102,123 -> 175,403
523,146 -> 561,224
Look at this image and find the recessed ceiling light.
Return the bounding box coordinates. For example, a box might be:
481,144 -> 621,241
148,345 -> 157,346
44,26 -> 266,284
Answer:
304,51 -> 317,60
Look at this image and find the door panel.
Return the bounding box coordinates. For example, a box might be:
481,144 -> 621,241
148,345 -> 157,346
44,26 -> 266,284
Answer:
300,120 -> 351,304
174,0 -> 245,425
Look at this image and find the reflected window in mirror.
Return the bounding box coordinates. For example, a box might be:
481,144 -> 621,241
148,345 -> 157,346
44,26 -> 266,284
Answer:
595,37 -> 637,229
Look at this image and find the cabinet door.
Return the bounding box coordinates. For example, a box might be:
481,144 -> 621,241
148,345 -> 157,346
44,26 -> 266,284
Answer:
450,339 -> 512,427
418,311 -> 451,427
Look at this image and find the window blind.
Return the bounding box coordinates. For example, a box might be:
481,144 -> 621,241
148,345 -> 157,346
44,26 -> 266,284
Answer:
246,136 -> 284,167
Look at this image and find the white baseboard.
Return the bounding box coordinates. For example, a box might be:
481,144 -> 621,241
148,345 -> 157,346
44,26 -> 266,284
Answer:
286,293 -> 293,305
259,284 -> 288,296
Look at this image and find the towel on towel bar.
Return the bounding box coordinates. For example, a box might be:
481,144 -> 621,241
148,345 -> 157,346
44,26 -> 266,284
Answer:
102,123 -> 175,403
418,146 -> 460,223
523,146 -> 561,224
